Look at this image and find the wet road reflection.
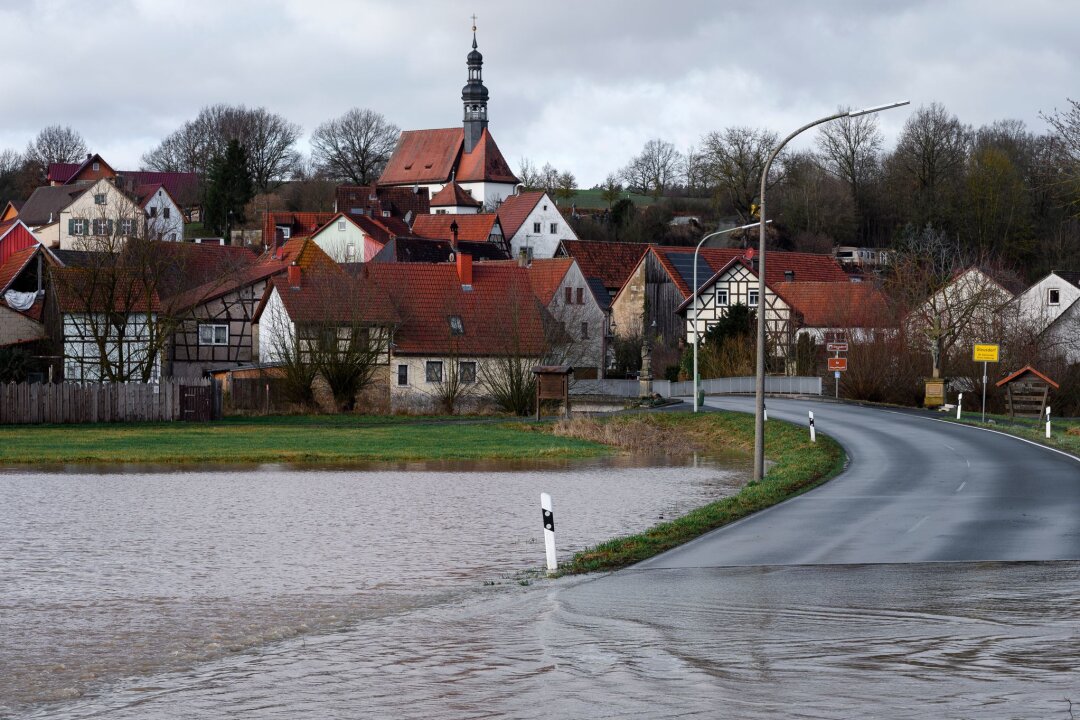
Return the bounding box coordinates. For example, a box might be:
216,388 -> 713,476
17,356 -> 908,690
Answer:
19,562 -> 1080,719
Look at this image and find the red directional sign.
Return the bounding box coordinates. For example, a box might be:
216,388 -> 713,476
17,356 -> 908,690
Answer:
826,342 -> 849,353
828,357 -> 848,371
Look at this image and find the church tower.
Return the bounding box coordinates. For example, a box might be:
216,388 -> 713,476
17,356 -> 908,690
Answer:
461,23 -> 489,154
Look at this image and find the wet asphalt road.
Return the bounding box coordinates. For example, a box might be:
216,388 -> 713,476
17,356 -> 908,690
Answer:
638,396 -> 1080,568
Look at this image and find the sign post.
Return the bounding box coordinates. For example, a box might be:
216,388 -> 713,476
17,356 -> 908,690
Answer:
972,344 -> 999,422
957,392 -> 963,420
827,342 -> 848,400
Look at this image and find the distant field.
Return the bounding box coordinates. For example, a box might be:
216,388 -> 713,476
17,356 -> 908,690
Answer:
0,415 -> 609,465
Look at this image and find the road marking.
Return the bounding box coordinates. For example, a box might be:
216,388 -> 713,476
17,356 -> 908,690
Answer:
907,515 -> 929,533
944,443 -> 956,451
955,481 -> 966,493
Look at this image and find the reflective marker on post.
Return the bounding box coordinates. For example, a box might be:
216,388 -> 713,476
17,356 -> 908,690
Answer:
541,492 -> 557,573
1046,406 -> 1052,439
763,403 -> 767,422
809,410 -> 816,443
957,392 -> 963,420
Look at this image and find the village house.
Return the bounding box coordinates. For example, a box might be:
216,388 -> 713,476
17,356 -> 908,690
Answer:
1009,270 -> 1080,336
167,238 -> 331,379
0,243 -> 55,356
20,178 -> 163,250
410,213 -> 508,255
555,239 -> 650,312
496,191 -> 579,260
334,183 -> 431,220
491,257 -> 608,378
308,212 -> 386,263
377,32 -> 520,209
46,266 -> 162,382
47,153 -> 200,222
429,181 -> 483,214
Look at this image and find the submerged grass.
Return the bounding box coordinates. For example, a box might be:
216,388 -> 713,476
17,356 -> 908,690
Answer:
546,411 -> 845,574
0,415 -> 609,465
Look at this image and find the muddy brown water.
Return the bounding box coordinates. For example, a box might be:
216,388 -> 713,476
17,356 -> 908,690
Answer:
0,455 -> 746,716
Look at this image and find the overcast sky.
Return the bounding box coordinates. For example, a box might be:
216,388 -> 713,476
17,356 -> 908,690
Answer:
2,0 -> 1077,186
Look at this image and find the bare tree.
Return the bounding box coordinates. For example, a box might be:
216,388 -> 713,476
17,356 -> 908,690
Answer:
1041,98 -> 1080,214
310,108 -> 399,185
682,144 -> 708,197
815,109 -> 883,212
0,149 -> 24,205
143,105 -> 301,191
518,158 -> 542,191
26,125 -> 87,167
626,139 -> 683,199
600,173 -> 623,207
555,170 -> 577,204
887,102 -> 971,227
540,163 -> 560,198
701,126 -> 781,222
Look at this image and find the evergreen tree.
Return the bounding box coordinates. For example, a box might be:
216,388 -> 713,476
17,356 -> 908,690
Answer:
203,139 -> 254,239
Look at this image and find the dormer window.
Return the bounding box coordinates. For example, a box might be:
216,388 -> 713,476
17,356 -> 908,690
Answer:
449,315 -> 464,335
1048,288 -> 1060,306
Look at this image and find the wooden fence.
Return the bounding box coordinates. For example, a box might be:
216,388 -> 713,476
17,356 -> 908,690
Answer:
0,379 -> 214,425
229,378 -> 291,413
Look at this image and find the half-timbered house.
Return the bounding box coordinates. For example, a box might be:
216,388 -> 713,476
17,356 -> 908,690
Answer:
167,238 -> 336,379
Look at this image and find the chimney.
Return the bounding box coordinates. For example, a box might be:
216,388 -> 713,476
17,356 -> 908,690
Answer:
456,252 -> 473,286
450,219 -> 459,250
288,262 -> 301,289
784,270 -> 794,282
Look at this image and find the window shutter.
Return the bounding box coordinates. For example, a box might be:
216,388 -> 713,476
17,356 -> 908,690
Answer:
107,220 -> 114,235
68,219 -> 75,235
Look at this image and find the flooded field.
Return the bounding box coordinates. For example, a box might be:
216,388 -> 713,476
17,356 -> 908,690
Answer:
0,455 -> 745,716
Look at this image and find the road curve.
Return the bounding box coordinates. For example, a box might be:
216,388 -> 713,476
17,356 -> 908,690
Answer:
638,396 -> 1080,568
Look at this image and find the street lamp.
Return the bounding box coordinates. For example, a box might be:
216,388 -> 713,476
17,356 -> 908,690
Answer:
752,101 -> 909,482
692,220 -> 770,412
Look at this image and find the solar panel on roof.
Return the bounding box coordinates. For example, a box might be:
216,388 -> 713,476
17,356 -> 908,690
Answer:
666,253 -> 716,292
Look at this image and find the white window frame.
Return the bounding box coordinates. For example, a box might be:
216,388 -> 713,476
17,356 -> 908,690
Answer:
72,219 -> 86,236
1048,288 -> 1061,306
337,220 -> 346,232
397,364 -> 408,386
748,289 -> 759,307
458,361 -> 476,384
198,324 -> 229,346
715,288 -> 729,306
549,222 -> 558,234
92,162 -> 100,172
119,219 -> 134,235
94,193 -> 106,205
426,360 -> 443,383
533,222 -> 541,233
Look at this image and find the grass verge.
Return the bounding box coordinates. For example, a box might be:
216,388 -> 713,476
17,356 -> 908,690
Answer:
946,413 -> 1080,457
0,415 -> 609,465
545,411 -> 845,574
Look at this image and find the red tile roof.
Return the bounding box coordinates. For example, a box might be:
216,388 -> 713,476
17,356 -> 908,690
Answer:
488,257 -> 574,305
772,282 -> 892,328
336,184 -> 431,218
268,266 -> 399,326
0,246 -> 40,294
430,181 -> 482,208
47,162 -> 80,184
658,246 -> 849,299
121,171 -> 200,208
557,240 -> 649,291
153,242 -> 259,299
50,266 -> 162,314
496,191 -> 545,238
411,213 -> 502,243
168,237 -> 331,313
357,261 -> 547,357
455,129 -> 518,184
262,211 -> 337,247
379,127 -> 518,186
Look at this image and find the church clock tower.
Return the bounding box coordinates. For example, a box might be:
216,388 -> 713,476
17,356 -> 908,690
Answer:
461,22 -> 489,154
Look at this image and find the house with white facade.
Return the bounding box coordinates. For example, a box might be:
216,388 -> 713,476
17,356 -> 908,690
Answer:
429,181 -> 483,214
1010,271 -> 1080,363
21,178 -> 153,250
497,191 -> 579,260
309,212 -> 386,263
138,184 -> 184,242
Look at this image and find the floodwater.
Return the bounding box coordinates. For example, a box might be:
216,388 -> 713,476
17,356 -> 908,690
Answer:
0,455 -> 745,717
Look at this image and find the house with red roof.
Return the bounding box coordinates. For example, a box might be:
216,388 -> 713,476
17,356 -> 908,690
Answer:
48,153 -> 200,221
137,183 -> 184,242
555,239 -> 650,310
489,257 -> 608,378
20,178 -> 161,250
411,213 -> 508,255
611,245 -> 849,377
335,184 -> 431,220
308,213 -> 388,263
495,191 -> 578,260
46,264 -> 163,381
378,30 -> 520,210
430,181 -> 483,214
0,244 -> 56,352
167,237 -> 332,378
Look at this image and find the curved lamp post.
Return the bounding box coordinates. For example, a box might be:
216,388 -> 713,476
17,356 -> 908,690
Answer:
692,220 -> 769,412
753,101 -> 909,481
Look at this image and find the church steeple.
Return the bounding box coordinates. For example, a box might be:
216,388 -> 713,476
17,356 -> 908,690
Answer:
461,19 -> 489,154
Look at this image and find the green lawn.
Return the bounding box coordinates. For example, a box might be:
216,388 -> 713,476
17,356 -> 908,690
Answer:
546,412 -> 846,573
0,415 -> 609,465
947,412 -> 1080,457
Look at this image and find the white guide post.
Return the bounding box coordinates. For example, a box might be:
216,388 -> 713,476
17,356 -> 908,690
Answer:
957,392 -> 963,420
541,492 -> 557,573
809,410 -> 816,443
1046,406 -> 1052,439
763,403 -> 768,422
